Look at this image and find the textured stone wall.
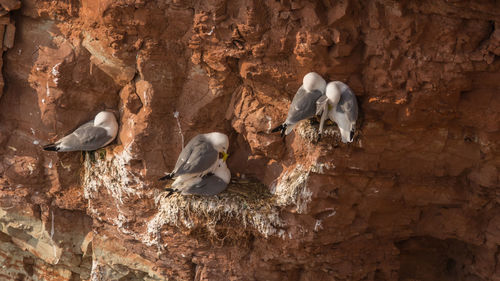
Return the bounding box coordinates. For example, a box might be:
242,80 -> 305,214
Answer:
0,0 -> 499,280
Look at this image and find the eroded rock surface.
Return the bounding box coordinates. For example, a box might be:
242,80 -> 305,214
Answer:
0,0 -> 499,280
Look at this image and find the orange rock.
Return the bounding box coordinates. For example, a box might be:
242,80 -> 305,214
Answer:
0,0 -> 498,280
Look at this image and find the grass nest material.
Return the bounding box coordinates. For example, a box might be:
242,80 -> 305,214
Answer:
81,144 -> 319,245
147,177 -> 287,247
295,118 -> 362,146
296,119 -> 342,145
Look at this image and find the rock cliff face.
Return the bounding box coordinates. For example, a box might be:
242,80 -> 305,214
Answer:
0,0 -> 499,280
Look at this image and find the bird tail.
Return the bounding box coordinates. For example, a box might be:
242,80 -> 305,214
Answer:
43,143 -> 60,151
349,129 -> 355,142
347,121 -> 356,142
339,127 -> 355,143
158,173 -> 174,181
271,123 -> 287,138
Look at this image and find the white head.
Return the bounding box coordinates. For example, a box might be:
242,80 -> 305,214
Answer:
326,82 -> 341,105
204,132 -> 229,153
303,72 -> 327,93
94,111 -> 118,136
214,160 -> 231,184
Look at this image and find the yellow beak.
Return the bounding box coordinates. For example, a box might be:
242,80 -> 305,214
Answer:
222,152 -> 229,162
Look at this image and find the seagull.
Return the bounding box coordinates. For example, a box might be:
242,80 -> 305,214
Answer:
159,132 -> 229,186
43,111 -> 118,151
271,72 -> 326,137
165,159 -> 231,196
316,81 -> 358,142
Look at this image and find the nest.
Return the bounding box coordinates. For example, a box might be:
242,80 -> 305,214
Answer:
147,177 -> 285,247
81,139 -> 323,246
295,119 -> 342,144
295,118 -> 362,147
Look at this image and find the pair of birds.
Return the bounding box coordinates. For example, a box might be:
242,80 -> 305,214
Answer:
157,72 -> 359,195
272,72 -> 359,143
43,112 -> 231,196
42,72 -> 358,196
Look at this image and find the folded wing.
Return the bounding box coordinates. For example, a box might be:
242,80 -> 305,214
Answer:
181,174 -> 228,196
173,135 -> 218,175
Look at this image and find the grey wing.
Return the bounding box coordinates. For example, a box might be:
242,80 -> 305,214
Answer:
61,125 -> 111,151
182,175 -> 228,196
336,86 -> 358,122
315,95 -> 328,115
286,87 -> 323,124
75,120 -> 95,130
174,136 -> 218,175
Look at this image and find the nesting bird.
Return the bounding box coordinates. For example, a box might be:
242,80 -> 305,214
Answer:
171,159 -> 231,196
271,72 -> 327,137
316,81 -> 359,143
159,132 -> 230,196
43,111 -> 118,152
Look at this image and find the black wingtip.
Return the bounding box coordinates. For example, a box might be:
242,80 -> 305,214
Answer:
164,188 -> 177,197
271,124 -> 287,138
271,124 -> 284,133
43,144 -> 59,151
158,173 -> 174,181
350,130 -> 355,142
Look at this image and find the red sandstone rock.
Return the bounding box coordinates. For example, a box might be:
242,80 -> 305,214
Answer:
0,0 -> 499,280
0,0 -> 19,11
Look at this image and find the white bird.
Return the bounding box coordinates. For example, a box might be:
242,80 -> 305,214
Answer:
170,159 -> 231,196
159,132 -> 229,196
43,111 -> 118,151
316,81 -> 358,143
272,72 -> 327,137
